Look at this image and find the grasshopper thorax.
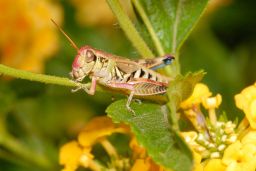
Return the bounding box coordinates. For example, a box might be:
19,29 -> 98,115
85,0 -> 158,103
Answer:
71,46 -> 96,81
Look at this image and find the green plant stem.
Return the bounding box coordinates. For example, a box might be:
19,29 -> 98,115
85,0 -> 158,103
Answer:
3,134 -> 51,168
167,52 -> 180,77
0,115 -> 51,169
132,0 -> 165,56
0,64 -> 167,103
107,0 -> 154,58
167,101 -> 179,131
0,64 -> 87,87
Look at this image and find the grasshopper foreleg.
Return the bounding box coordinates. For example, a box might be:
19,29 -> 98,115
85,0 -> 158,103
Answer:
72,76 -> 97,95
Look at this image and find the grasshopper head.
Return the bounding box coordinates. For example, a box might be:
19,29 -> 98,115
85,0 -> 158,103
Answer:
71,46 -> 96,81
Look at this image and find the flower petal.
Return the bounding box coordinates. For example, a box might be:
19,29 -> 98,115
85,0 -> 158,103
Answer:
59,141 -> 83,171
78,117 -> 129,147
235,83 -> 256,128
204,159 -> 226,171
181,83 -> 212,109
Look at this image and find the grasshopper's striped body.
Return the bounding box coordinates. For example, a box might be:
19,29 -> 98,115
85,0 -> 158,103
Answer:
72,46 -> 171,92
71,46 -> 174,112
52,19 -> 174,112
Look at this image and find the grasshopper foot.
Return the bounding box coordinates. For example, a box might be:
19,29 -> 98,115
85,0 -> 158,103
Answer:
134,99 -> 142,105
126,103 -> 135,115
71,82 -> 83,92
71,77 -> 96,95
71,82 -> 91,94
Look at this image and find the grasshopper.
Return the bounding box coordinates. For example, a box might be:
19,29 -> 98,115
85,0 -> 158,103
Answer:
52,20 -> 174,112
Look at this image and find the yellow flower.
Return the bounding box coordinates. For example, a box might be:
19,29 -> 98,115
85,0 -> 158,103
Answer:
59,116 -> 167,171
59,141 -> 88,171
129,136 -> 147,159
203,128 -> 256,171
222,138 -> 256,171
129,136 -> 165,171
202,94 -> 222,109
235,83 -> 256,129
130,159 -> 150,171
180,132 -> 205,171
0,0 -> 62,73
180,83 -> 212,109
59,141 -> 100,171
181,131 -> 198,143
60,116 -> 130,171
130,158 -> 164,171
78,116 -> 129,147
204,159 -> 226,171
241,129 -> 256,144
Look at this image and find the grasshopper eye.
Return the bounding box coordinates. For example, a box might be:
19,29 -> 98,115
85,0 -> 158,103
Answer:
86,50 -> 96,62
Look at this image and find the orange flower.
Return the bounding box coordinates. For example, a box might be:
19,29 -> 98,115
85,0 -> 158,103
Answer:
0,0 -> 62,73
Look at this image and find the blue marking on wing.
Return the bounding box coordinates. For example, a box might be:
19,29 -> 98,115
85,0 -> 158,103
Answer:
150,55 -> 175,70
151,63 -> 166,70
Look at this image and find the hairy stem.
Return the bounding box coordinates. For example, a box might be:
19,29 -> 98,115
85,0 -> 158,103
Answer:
0,64 -> 86,87
167,101 -> 179,131
107,0 -> 154,58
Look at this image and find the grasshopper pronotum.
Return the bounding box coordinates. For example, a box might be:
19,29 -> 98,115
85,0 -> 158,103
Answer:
52,20 -> 175,112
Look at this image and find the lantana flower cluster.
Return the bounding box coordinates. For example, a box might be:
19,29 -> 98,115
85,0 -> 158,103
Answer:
0,0 -> 62,72
59,116 -> 163,171
180,83 -> 256,171
60,82 -> 256,171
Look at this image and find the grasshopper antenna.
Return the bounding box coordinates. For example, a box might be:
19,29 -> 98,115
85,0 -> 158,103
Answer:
51,19 -> 79,51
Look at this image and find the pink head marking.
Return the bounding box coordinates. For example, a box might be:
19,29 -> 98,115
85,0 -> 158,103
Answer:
72,46 -> 93,69
72,55 -> 81,69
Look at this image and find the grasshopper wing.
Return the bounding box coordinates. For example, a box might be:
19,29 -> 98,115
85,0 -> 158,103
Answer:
133,55 -> 175,70
115,60 -> 141,74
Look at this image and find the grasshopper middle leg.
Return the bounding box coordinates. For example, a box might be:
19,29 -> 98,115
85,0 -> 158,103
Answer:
126,91 -> 136,114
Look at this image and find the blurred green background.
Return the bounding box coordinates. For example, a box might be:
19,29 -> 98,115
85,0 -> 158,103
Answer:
0,0 -> 255,170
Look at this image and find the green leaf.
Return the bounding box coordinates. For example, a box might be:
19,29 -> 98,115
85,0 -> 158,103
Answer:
106,100 -> 193,171
167,71 -> 205,129
167,70 -> 206,107
133,0 -> 209,54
